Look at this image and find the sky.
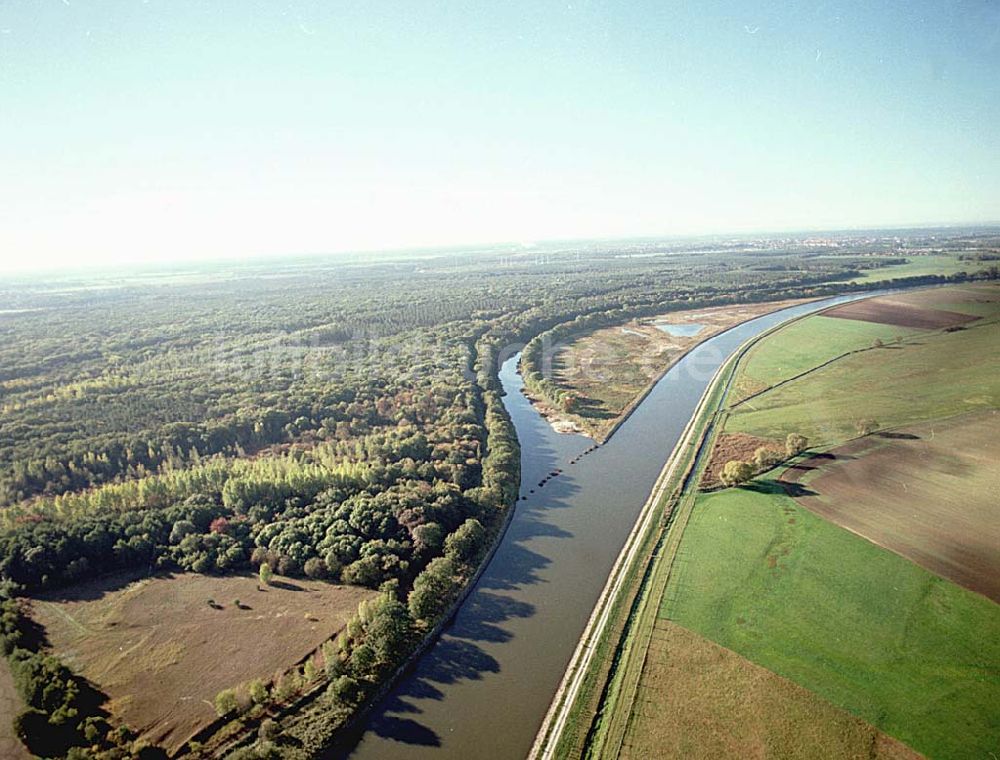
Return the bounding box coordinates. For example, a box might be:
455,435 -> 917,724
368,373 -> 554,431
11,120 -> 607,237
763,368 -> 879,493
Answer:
1,0 -> 999,272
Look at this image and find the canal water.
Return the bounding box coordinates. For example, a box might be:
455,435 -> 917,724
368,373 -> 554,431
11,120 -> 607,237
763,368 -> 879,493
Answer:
349,294 -> 867,760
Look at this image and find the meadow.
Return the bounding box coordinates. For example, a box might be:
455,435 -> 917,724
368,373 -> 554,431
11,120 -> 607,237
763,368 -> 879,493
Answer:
620,621 -> 916,760
726,304 -> 1000,445
31,572 -> 375,753
660,482 -> 1000,759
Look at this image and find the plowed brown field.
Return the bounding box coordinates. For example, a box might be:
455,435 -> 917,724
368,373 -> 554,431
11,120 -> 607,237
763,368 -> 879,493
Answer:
780,411 -> 1000,602
823,299 -> 978,330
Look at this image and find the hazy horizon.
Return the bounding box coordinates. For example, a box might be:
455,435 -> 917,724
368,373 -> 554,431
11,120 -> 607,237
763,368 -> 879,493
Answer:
2,221 -> 1000,281
3,1 -> 999,273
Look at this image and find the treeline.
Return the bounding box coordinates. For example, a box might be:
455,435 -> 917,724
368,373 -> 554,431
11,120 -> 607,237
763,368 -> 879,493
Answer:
220,517 -> 493,759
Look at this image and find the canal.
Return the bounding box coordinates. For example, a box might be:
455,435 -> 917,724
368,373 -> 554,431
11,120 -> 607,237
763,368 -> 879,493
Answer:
349,294 -> 868,759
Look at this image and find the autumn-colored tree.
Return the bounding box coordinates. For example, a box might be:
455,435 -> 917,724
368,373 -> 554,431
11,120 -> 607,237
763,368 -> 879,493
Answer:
785,433 -> 809,457
208,516 -> 229,534
753,447 -> 783,470
720,460 -> 754,487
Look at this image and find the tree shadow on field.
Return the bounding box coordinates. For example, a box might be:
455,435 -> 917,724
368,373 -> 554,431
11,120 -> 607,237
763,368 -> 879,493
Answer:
876,431 -> 920,440
572,395 -> 616,420
36,568 -> 179,603
268,579 -> 305,591
778,481 -> 818,498
748,478 -> 817,499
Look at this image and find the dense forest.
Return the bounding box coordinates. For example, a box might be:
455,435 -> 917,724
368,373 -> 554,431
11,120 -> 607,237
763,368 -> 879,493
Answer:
0,231 -> 997,758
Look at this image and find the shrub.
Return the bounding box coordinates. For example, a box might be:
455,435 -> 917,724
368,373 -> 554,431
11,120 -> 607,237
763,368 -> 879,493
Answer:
720,460 -> 754,487
214,688 -> 239,716
248,679 -> 268,704
258,563 -> 273,586
327,675 -> 364,706
753,446 -> 783,470
303,557 -> 326,580
785,433 -> 809,457
855,418 -> 878,436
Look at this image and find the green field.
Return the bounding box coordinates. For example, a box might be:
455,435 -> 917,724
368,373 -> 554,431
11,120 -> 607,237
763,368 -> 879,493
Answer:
661,482 -> 1000,759
727,318 -> 1000,446
731,315 -> 920,399
836,254 -> 985,283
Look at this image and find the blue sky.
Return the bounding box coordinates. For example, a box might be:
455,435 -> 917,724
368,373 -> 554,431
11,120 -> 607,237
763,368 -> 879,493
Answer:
2,1 -> 999,271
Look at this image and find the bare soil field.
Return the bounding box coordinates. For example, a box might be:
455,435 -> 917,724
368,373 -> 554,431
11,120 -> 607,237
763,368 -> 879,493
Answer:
542,299 -> 812,439
30,571 -> 375,752
780,411 -> 1000,602
823,299 -> 978,330
701,432 -> 782,487
885,283 -> 1000,315
620,620 -> 919,760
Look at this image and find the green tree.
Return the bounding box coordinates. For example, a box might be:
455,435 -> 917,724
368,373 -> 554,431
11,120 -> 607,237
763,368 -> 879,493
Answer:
259,562 -> 273,586
214,688 -> 239,716
412,522 -> 445,552
366,598 -> 416,665
248,679 -> 268,704
408,556 -> 460,622
327,675 -> 363,706
444,518 -> 486,564
303,659 -> 318,682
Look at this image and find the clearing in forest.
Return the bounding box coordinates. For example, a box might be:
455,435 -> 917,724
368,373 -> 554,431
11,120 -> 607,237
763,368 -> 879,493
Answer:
30,571 -> 375,753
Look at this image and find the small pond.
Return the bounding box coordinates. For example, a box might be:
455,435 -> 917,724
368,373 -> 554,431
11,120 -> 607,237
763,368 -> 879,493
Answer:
652,322 -> 705,337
